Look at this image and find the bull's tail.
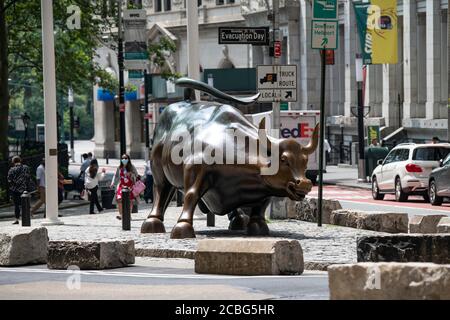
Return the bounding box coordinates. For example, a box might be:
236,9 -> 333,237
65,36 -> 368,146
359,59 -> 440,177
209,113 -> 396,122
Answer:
175,77 -> 260,106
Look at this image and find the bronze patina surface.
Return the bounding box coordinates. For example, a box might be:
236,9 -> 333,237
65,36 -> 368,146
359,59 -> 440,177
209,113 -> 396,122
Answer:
141,78 -> 319,239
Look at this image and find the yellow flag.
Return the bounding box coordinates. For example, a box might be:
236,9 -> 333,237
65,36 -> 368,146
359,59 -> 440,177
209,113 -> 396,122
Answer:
370,0 -> 398,64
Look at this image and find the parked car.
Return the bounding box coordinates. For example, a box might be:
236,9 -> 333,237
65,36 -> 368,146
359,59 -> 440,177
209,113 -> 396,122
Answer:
428,153 -> 450,206
371,143 -> 450,202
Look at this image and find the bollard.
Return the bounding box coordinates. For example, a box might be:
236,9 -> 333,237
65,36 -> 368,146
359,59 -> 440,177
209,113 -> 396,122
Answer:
106,152 -> 109,165
176,190 -> 183,207
207,212 -> 215,227
21,191 -> 31,227
122,187 -> 131,231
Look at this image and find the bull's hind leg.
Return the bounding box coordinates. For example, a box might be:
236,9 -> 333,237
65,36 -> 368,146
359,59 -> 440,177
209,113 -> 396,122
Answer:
171,165 -> 207,239
228,208 -> 250,231
141,181 -> 176,234
247,199 -> 270,236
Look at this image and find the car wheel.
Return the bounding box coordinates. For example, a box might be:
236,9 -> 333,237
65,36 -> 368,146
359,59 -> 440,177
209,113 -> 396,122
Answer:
372,177 -> 384,200
395,178 -> 408,202
429,180 -> 443,206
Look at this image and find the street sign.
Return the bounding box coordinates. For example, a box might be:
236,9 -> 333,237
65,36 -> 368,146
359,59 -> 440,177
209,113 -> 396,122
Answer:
313,0 -> 338,20
311,20 -> 338,50
257,65 -> 297,102
323,49 -> 335,65
218,27 -> 270,46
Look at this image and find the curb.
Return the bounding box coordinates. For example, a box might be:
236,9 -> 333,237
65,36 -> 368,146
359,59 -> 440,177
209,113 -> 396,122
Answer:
135,247 -> 338,271
324,181 -> 372,191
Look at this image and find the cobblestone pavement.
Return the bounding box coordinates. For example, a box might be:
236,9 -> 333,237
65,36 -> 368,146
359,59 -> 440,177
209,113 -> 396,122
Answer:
0,202 -> 387,268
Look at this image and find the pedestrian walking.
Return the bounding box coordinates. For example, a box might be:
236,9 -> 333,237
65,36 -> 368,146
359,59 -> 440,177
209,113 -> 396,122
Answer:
84,159 -> 104,215
144,156 -> 154,204
31,158 -> 46,216
7,156 -> 33,225
111,154 -> 138,220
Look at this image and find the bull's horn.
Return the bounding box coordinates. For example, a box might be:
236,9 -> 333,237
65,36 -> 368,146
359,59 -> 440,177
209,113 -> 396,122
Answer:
303,124 -> 320,155
258,118 -> 272,153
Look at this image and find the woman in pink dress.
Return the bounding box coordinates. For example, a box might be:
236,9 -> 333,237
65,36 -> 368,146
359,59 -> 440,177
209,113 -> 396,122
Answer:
111,154 -> 138,220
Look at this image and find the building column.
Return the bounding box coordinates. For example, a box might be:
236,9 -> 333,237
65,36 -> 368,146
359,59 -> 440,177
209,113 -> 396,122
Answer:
403,0 -> 419,120
382,64 -> 399,127
344,0 -> 357,117
93,85 -> 116,158
365,65 -> 382,117
425,0 -> 442,119
125,100 -> 143,159
299,0 -> 320,110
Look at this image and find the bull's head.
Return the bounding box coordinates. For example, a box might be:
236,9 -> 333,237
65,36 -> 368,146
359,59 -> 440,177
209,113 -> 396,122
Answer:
259,118 -> 319,201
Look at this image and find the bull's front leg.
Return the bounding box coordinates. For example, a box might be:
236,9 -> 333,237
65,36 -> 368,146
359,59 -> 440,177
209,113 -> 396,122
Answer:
170,165 -> 207,239
247,199 -> 270,236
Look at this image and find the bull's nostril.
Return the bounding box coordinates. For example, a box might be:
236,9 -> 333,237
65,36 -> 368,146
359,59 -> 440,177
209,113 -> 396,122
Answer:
296,180 -> 301,185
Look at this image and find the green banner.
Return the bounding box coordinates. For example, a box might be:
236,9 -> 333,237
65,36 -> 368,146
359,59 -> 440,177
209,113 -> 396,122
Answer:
353,2 -> 372,64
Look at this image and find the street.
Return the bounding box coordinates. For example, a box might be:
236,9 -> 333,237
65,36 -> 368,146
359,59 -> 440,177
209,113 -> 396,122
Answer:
310,185 -> 450,217
0,258 -> 328,300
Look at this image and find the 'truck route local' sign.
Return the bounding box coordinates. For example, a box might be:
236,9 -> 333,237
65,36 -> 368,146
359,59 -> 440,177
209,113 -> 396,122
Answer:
218,27 -> 270,46
257,65 -> 297,102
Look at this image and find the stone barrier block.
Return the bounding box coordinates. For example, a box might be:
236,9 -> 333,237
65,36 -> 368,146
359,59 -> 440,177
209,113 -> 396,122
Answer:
357,234 -> 450,264
48,240 -> 135,270
0,227 -> 48,266
195,238 -> 304,275
294,197 -> 342,224
409,215 -> 447,234
328,263 -> 450,300
330,210 -> 408,233
437,217 -> 450,233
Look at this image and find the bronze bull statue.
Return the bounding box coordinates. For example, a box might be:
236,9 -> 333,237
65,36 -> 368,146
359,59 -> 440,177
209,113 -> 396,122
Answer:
141,78 -> 319,239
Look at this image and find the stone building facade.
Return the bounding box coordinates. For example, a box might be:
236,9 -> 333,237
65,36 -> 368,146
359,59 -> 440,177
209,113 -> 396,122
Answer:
93,0 -> 449,162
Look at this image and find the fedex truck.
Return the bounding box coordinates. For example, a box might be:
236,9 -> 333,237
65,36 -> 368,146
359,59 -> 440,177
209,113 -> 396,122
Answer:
246,110 -> 321,184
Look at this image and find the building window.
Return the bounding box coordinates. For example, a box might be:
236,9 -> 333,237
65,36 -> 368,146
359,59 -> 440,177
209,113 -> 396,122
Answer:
164,0 -> 171,11
216,0 -> 224,5
155,0 -> 162,12
198,0 -> 202,6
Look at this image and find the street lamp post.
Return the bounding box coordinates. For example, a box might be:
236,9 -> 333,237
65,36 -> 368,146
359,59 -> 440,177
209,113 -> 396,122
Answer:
118,0 -> 126,157
40,0 -> 63,225
355,54 -> 367,183
68,87 -> 75,162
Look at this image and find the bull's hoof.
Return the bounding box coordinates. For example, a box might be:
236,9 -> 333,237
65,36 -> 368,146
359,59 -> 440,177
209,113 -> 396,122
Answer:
228,213 -> 250,231
247,218 -> 269,236
171,222 -> 196,239
141,217 -> 166,234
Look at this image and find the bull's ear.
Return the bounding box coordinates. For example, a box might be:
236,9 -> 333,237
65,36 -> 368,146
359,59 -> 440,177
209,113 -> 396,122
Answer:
303,123 -> 320,155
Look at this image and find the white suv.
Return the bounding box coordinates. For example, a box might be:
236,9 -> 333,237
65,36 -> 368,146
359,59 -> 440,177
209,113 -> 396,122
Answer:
371,143 -> 450,202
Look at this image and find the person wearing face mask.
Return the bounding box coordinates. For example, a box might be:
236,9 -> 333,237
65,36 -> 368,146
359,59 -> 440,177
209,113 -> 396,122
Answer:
111,154 -> 138,220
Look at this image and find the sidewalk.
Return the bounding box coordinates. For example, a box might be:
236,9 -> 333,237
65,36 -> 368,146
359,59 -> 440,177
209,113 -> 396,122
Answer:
323,165 -> 371,190
0,201 -> 387,269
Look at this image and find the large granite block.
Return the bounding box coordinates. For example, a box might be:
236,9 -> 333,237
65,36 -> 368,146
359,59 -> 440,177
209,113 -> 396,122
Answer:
0,227 -> 48,266
328,263 -> 450,300
409,215 -> 447,234
331,210 -> 408,233
195,238 -> 303,275
437,217 -> 450,233
294,197 -> 342,224
357,235 -> 450,264
48,240 -> 135,270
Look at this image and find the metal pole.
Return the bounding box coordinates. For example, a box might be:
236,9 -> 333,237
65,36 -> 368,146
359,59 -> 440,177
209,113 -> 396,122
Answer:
448,8 -> 450,142
144,69 -> 150,161
357,81 -> 366,181
187,0 -> 200,101
118,0 -> 126,157
271,0 -> 280,131
69,87 -> 75,162
40,0 -> 63,225
122,187 -> 131,231
317,49 -> 326,227
21,191 -> 31,227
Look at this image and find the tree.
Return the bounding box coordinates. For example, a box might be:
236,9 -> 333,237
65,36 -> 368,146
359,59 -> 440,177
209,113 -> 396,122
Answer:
0,0 -> 118,164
